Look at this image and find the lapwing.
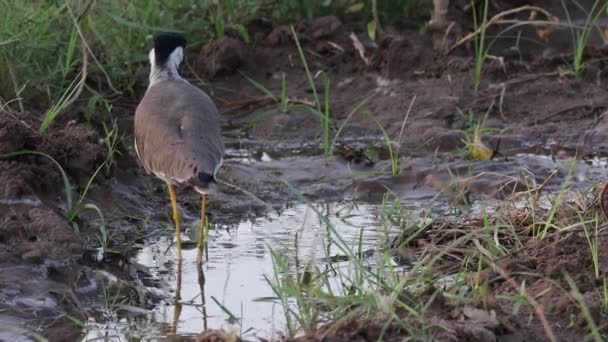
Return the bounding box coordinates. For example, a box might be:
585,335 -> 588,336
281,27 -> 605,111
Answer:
134,32 -> 224,266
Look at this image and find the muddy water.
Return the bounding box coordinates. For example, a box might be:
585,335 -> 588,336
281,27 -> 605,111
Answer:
79,150 -> 608,341
83,202 -> 419,340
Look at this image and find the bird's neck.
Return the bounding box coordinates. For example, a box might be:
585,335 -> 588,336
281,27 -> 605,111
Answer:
147,47 -> 186,88
148,64 -> 184,87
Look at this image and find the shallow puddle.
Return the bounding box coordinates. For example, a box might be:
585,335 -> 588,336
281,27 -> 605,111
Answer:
83,202 -> 414,340
80,152 -> 608,341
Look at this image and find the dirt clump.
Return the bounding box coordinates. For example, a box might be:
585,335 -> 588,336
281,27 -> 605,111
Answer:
287,318 -> 403,342
0,111 -> 105,191
40,122 -> 106,182
371,33 -> 436,79
265,25 -> 292,46
0,112 -> 40,154
0,110 -> 107,339
200,37 -> 246,79
288,310 -> 532,342
195,329 -> 245,342
310,16 -> 342,39
1,207 -> 82,264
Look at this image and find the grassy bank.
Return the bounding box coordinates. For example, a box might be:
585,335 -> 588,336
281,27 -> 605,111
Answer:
0,0 -> 431,116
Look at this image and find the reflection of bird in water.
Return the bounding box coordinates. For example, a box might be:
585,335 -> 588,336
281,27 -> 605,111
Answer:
170,262 -> 208,334
135,31 -> 222,333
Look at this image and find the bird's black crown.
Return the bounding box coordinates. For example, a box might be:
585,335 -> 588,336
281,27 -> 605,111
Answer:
153,32 -> 186,66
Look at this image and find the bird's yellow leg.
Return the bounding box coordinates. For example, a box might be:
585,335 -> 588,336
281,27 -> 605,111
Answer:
168,183 -> 183,333
167,184 -> 182,261
197,194 -> 207,265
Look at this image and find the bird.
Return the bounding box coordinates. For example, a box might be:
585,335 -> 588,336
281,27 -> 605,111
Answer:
134,31 -> 225,265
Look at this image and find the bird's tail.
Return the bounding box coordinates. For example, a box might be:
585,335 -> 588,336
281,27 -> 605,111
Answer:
191,172 -> 217,194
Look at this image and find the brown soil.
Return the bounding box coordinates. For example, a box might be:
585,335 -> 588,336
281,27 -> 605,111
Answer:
3,1 -> 608,340
0,110 -> 108,341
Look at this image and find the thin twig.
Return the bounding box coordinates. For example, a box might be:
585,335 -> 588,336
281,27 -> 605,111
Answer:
220,96 -> 274,115
0,111 -> 35,132
350,33 -> 370,66
216,177 -> 271,209
488,258 -> 557,342
498,83 -> 506,121
65,0 -> 121,95
541,104 -> 607,123
446,5 -> 555,54
185,60 -> 209,89
0,98 -> 24,114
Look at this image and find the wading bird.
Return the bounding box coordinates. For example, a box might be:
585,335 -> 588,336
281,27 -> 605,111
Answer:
134,32 -> 224,263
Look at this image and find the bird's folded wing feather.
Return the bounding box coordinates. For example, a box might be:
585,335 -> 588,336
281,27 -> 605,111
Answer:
134,81 -> 224,183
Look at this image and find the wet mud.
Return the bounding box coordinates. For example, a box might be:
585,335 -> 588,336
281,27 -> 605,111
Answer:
3,2 -> 608,340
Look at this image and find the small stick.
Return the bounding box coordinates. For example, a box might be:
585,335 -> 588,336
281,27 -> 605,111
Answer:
0,110 -> 35,132
487,258 -> 557,342
446,5 -> 555,55
498,83 -> 506,121
326,41 -> 345,53
65,0 -> 121,95
349,33 -> 370,66
216,177 -> 271,209
220,96 -> 274,115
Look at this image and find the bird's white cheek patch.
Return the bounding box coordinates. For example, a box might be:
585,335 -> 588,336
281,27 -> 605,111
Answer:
168,47 -> 184,70
148,49 -> 155,66
214,158 -> 223,176
134,137 -> 141,160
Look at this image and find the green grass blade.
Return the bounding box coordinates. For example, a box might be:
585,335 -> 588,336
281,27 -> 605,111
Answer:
331,91 -> 377,150
39,70 -> 84,134
68,158 -> 108,221
323,74 -> 330,156
239,71 -> 278,103
210,295 -> 240,324
291,25 -> 320,112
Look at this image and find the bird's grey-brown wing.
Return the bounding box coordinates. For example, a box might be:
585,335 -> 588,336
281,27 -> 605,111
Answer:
134,80 -> 224,185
